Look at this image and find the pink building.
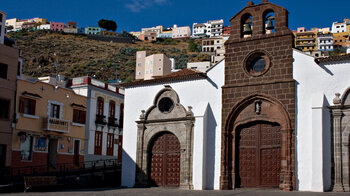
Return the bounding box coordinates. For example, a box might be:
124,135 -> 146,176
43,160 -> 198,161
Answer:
172,25 -> 191,39
50,22 -> 65,32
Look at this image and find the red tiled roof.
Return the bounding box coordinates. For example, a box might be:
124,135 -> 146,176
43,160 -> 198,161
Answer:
120,69 -> 207,88
315,54 -> 350,64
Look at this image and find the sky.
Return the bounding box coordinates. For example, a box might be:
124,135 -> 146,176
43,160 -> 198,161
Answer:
1,0 -> 349,32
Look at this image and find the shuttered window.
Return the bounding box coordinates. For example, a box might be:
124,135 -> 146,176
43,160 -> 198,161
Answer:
73,109 -> 86,124
19,97 -> 36,115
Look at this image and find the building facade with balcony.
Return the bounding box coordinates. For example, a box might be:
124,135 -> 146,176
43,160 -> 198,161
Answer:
69,77 -> 124,163
294,28 -> 318,52
192,19 -> 224,38
317,33 -> 334,51
11,78 -> 87,170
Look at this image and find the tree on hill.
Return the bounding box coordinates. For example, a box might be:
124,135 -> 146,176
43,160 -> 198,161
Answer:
98,19 -> 117,32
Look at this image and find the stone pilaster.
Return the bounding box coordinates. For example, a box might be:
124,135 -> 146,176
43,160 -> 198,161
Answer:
332,108 -> 344,192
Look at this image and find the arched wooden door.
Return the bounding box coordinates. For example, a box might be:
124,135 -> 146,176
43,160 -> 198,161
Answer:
236,121 -> 281,188
149,132 -> 180,187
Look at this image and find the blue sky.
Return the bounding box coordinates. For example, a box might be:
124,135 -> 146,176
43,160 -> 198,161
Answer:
2,0 -> 349,32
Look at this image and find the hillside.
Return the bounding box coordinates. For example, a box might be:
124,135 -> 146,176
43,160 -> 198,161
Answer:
8,30 -> 210,82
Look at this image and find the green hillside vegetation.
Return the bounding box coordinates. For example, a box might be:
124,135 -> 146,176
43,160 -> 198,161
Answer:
8,30 -> 210,82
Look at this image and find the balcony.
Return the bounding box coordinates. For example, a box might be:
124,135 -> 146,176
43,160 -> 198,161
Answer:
44,117 -> 70,133
95,115 -> 106,125
108,117 -> 119,127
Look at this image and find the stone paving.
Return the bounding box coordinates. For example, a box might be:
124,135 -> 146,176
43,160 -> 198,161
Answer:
2,187 -> 350,196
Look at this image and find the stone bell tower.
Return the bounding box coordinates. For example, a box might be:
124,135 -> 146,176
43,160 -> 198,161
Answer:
221,0 -> 295,191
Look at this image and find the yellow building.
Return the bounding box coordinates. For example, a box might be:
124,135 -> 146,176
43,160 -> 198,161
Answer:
294,31 -> 318,52
11,78 -> 87,172
333,32 -> 350,48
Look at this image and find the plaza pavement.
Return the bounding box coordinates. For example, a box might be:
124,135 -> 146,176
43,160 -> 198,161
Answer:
2,187 -> 350,196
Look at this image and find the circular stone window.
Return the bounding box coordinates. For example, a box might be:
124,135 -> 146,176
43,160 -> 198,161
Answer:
158,97 -> 174,113
245,52 -> 270,76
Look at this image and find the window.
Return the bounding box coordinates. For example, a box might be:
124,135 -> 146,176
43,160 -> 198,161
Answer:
158,97 -> 174,113
0,99 -> 10,119
19,97 -> 36,115
0,63 -> 8,79
94,131 -> 102,155
17,62 -> 21,76
73,109 -> 86,124
108,101 -> 116,126
106,133 -> 114,156
51,104 -> 60,118
20,135 -> 33,161
97,97 -> 104,116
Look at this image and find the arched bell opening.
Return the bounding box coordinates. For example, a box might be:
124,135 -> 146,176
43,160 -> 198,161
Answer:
241,14 -> 253,38
263,10 -> 275,34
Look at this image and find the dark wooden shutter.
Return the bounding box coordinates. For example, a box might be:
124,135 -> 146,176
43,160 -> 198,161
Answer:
80,111 -> 86,124
29,99 -> 36,115
19,97 -> 25,113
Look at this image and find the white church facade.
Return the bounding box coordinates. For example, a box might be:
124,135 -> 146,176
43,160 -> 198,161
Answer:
121,0 -> 350,192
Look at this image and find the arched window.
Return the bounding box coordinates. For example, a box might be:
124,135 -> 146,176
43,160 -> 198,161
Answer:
263,10 -> 275,34
241,14 -> 253,38
97,97 -> 104,116
108,100 -> 117,126
96,97 -> 105,124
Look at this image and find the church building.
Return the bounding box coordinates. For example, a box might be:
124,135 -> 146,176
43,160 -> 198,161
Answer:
121,0 -> 350,192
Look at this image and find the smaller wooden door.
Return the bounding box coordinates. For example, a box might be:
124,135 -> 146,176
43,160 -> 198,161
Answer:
149,133 -> 180,187
74,140 -> 80,166
94,131 -> 102,155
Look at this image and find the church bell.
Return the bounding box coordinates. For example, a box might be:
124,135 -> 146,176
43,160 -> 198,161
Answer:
243,23 -> 252,35
265,16 -> 275,30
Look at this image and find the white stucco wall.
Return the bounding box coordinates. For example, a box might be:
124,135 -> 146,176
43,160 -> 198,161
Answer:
293,49 -> 350,191
122,60 -> 224,189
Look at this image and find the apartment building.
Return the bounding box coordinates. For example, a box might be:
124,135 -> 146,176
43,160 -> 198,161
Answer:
0,13 -> 22,168
172,25 -> 191,39
141,25 -> 163,36
135,51 -> 172,80
332,19 -> 349,33
86,26 -> 101,35
37,24 -> 51,30
333,32 -> 350,49
63,21 -> 78,34
11,77 -> 86,170
192,19 -> 224,38
5,18 -> 24,32
138,31 -> 157,42
50,22 -> 65,32
317,33 -> 334,51
69,77 -> 124,163
202,37 -> 224,53
294,27 -> 318,52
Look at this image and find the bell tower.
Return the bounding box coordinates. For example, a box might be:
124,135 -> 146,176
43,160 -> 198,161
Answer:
221,0 -> 295,191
